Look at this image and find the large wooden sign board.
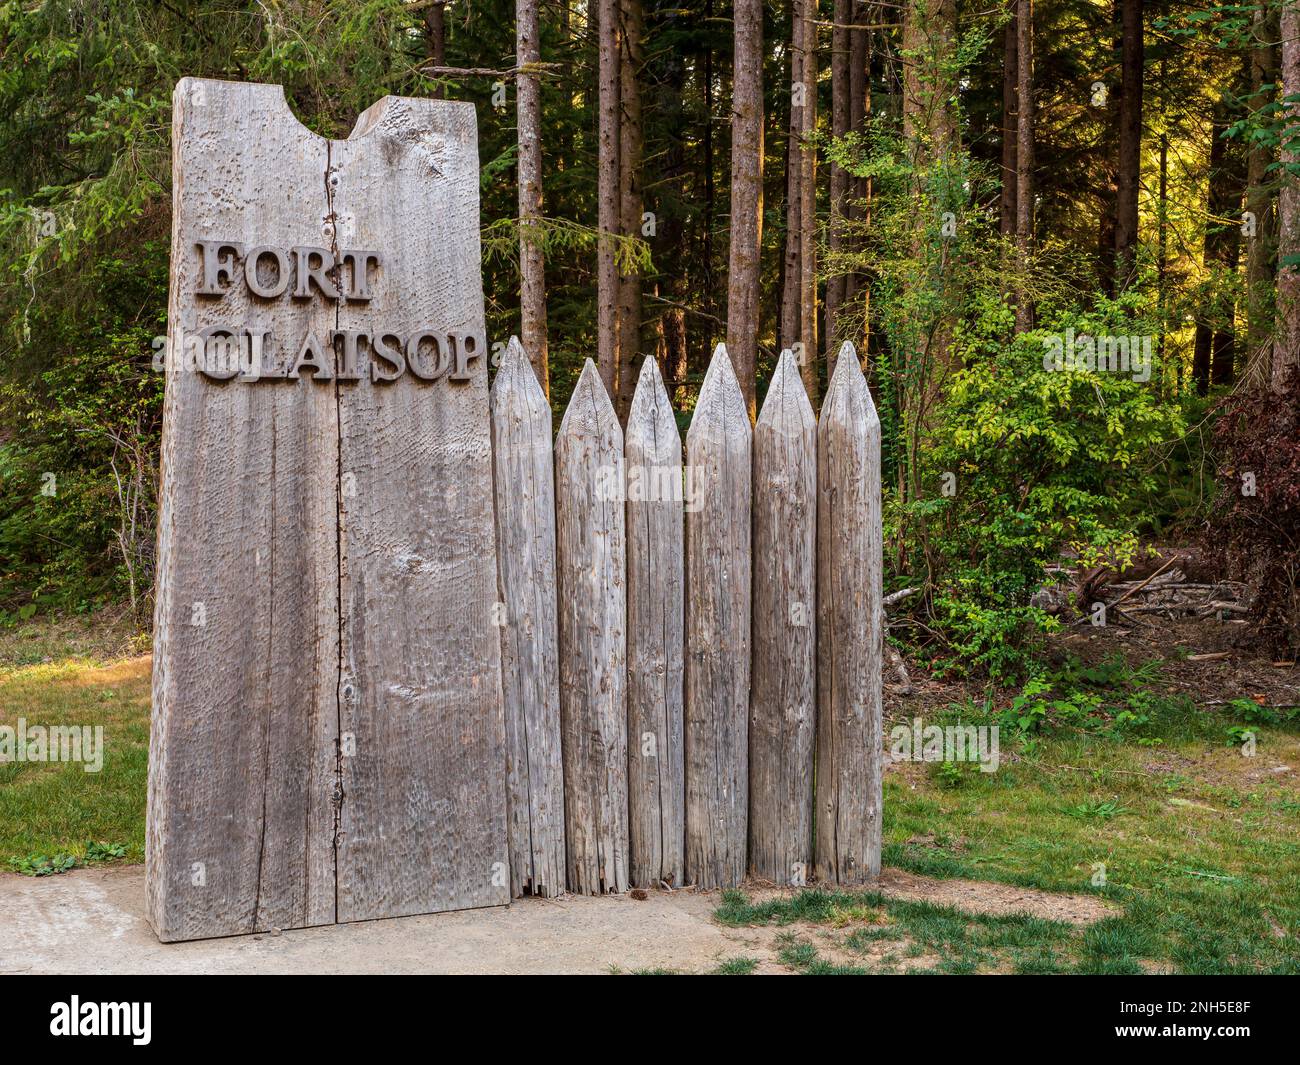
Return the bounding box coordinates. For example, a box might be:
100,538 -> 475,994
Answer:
147,79 -> 508,942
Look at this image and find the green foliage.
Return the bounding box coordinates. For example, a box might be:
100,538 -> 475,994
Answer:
84,840 -> 127,862
993,653 -> 1202,745
9,839 -> 128,873
712,956 -> 759,975
909,302 -> 1183,679
1064,799 -> 1128,821
7,852 -> 76,876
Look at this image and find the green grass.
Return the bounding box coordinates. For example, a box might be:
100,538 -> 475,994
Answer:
0,615 -> 149,866
718,887 -> 1079,974
713,956 -> 759,974
713,686 -> 1300,973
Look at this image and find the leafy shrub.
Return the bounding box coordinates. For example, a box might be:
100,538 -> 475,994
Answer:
902,300 -> 1184,681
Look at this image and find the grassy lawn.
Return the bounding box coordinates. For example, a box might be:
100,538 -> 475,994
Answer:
0,614 -> 150,868
2,616 -> 1298,973
717,691 -> 1300,974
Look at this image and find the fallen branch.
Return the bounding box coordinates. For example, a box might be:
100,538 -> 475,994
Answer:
420,62 -> 564,80
883,587 -> 918,609
1108,553 -> 1184,609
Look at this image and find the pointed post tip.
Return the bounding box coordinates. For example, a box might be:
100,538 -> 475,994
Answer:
637,354 -> 665,388
759,348 -> 814,426
564,357 -> 616,418
493,334 -> 546,400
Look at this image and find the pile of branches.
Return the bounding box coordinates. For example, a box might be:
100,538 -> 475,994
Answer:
1097,557 -> 1251,628
1206,367 -> 1300,657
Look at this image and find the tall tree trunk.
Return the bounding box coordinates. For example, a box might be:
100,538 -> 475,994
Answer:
656,27 -> 691,405
1014,0 -> 1034,332
1193,106 -> 1229,394
798,2 -> 819,402
903,0 -> 958,161
424,2 -> 446,100
617,0 -> 645,417
517,0 -> 549,392
1000,8 -> 1018,239
1156,58 -> 1167,339
1114,0 -> 1144,288
780,0 -> 803,352
597,0 -> 622,396
1274,1 -> 1300,391
902,0 -> 958,429
825,0 -> 851,366
701,8 -> 718,381
727,0 -> 764,416
1208,97 -> 1244,389
1245,6 -> 1279,386
839,1 -> 871,379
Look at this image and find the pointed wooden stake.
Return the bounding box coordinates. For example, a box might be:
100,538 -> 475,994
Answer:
624,357 -> 686,888
684,343 -> 752,889
490,337 -> 565,898
555,359 -> 629,894
816,340 -> 883,884
750,349 -> 817,884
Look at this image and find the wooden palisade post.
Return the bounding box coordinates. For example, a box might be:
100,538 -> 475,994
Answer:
750,349 -> 817,885
625,357 -> 686,888
684,343 -> 752,889
555,359 -> 630,893
490,337 -> 566,897
815,340 -> 883,883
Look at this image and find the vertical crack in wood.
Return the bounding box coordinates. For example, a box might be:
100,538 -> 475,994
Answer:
325,138 -> 345,924
253,414 -> 277,930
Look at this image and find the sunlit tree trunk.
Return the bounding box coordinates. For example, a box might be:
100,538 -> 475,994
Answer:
517,0 -> 549,392
727,0 -> 764,416
798,1 -> 818,402
825,0 -> 851,369
597,0 -> 621,396
780,0 -> 803,353
616,0 -> 644,417
1014,0 -> 1034,333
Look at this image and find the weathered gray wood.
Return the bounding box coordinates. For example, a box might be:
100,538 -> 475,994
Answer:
491,337 -> 565,897
684,343 -> 752,889
332,93 -> 508,922
624,357 -> 685,888
750,349 -> 817,885
555,359 -> 629,894
150,80 -> 508,940
149,79 -> 340,942
815,340 -> 883,884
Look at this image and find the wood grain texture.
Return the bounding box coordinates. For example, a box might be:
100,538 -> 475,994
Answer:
750,349 -> 816,885
555,359 -> 629,894
333,93 -> 507,922
624,357 -> 685,888
684,343 -> 752,889
815,341 -> 883,884
149,79 -> 340,942
149,80 -> 508,940
491,336 -> 566,897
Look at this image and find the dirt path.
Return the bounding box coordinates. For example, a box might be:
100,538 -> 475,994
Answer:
1,865 -> 1114,975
